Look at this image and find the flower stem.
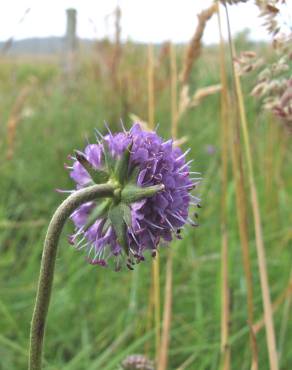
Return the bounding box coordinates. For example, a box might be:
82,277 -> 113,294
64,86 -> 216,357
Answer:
29,183 -> 115,370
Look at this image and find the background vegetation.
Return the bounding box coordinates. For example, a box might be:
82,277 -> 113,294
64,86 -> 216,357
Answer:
0,6 -> 291,370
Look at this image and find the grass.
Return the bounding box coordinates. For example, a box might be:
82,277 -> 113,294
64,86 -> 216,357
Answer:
0,36 -> 291,370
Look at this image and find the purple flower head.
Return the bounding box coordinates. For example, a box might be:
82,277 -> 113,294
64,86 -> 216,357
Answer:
65,123 -> 200,270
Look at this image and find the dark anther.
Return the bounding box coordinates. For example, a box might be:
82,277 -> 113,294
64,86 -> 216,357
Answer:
67,235 -> 75,245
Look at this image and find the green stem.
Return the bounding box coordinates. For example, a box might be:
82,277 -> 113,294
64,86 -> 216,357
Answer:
29,183 -> 115,370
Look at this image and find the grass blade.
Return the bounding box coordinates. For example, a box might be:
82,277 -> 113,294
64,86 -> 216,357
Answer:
224,5 -> 279,369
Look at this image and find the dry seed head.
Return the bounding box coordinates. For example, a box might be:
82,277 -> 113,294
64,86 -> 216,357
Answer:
249,1 -> 292,133
234,51 -> 264,76
178,84 -> 221,117
190,84 -> 222,107
242,51 -> 257,58
251,82 -> 268,97
178,84 -> 191,117
220,0 -> 249,4
258,68 -> 272,82
254,1 -> 286,36
180,3 -> 217,85
273,34 -> 292,53
263,96 -> 279,110
272,79 -> 292,132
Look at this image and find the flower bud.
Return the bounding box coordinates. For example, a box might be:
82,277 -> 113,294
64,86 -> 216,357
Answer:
121,354 -> 154,370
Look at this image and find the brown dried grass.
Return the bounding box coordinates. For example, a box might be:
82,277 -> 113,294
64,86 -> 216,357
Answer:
6,84 -> 34,160
180,3 -> 217,85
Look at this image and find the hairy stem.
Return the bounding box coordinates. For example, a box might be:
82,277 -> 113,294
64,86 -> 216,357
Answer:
29,183 -> 115,370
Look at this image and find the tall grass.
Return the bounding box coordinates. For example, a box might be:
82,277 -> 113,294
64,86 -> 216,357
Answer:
217,5 -> 258,369
147,42 -> 161,365
0,10 -> 291,369
224,4 -> 279,370
158,42 -> 178,370
217,5 -> 231,369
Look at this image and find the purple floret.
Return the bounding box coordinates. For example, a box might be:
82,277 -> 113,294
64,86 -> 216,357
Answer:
66,123 -> 199,269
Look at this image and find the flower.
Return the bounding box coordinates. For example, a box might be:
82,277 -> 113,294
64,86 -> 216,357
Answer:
121,354 -> 154,370
65,123 -> 199,270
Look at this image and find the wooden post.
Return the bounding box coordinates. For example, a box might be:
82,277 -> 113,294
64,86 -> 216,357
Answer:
64,8 -> 78,75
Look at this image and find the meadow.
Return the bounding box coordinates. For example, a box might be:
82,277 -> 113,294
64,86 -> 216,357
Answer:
0,5 -> 291,370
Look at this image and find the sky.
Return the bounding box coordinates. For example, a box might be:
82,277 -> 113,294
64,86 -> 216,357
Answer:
0,0 -> 290,44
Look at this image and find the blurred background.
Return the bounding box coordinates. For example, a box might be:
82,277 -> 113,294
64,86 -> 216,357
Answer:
0,1 -> 291,369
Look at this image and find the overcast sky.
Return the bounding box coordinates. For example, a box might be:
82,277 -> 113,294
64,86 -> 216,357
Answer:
0,0 -> 291,44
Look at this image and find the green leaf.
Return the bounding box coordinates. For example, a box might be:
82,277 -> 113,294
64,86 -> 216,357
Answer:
103,142 -> 115,173
91,169 -> 110,184
114,141 -> 133,184
101,218 -> 111,234
121,203 -> 132,228
127,165 -> 140,184
108,204 -> 129,255
84,199 -> 112,231
75,151 -> 109,184
121,184 -> 165,204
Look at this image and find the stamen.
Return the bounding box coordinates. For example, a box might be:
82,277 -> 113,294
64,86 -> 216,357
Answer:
168,211 -> 185,223
162,139 -> 172,147
87,243 -> 95,258
190,202 -> 199,207
175,148 -> 191,162
76,236 -> 86,249
72,226 -> 85,239
165,217 -> 175,232
77,241 -> 89,251
93,246 -> 106,261
177,160 -> 194,173
129,229 -> 141,247
148,229 -> 156,246
144,219 -> 164,230
190,195 -> 201,202
188,218 -> 199,227
176,184 -> 195,190
189,171 -> 201,175
67,235 -> 75,245
120,119 -> 128,133
95,128 -> 105,140
104,121 -> 113,137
